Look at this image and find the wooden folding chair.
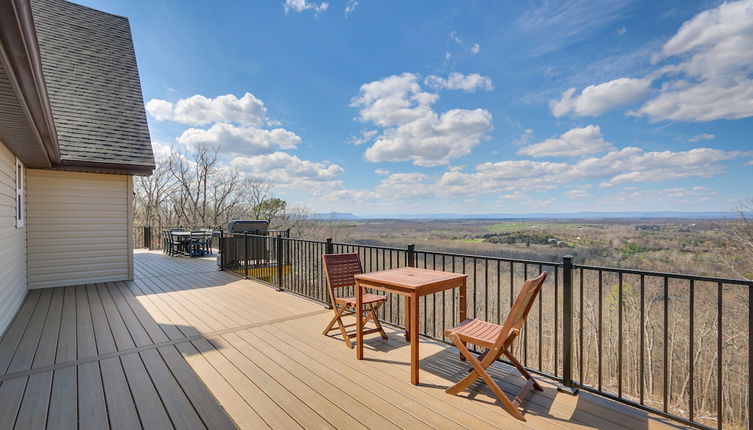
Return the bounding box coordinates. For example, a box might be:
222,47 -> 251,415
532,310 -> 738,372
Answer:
445,272 -> 548,421
321,253 -> 388,348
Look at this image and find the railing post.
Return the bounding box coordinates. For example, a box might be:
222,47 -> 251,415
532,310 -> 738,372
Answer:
558,255 -> 579,394
324,238 -> 334,309
143,226 -> 151,250
325,238 -> 334,255
243,232 -> 249,279
407,244 -> 415,267
276,236 -> 284,291
218,229 -> 224,270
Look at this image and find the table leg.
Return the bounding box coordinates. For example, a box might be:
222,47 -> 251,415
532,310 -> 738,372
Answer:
356,281 -> 364,360
410,292 -> 419,385
404,296 -> 411,341
459,279 -> 467,361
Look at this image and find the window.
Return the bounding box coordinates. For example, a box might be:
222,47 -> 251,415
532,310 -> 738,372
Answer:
15,158 -> 23,228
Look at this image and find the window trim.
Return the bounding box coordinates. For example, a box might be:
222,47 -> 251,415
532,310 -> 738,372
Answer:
15,157 -> 24,228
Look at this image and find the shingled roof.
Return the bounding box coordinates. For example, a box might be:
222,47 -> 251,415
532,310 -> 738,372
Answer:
30,0 -> 154,174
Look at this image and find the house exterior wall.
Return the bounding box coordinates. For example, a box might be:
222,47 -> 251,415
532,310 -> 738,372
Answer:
26,169 -> 133,289
0,140 -> 27,336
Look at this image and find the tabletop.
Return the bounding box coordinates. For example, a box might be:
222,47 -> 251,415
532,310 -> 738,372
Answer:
354,267 -> 467,292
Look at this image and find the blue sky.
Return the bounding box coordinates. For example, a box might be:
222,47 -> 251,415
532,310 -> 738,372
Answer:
79,0 -> 753,215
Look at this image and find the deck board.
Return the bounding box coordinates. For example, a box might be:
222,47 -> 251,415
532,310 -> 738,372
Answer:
0,250 -> 690,429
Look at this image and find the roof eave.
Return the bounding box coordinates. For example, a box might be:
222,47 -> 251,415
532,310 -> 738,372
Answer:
0,0 -> 59,167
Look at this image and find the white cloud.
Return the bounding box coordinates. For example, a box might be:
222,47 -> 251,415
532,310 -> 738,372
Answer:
176,123 -> 300,156
233,152 -> 343,187
424,72 -> 494,92
512,128 -> 534,146
436,146 -> 753,196
374,168 -> 390,176
449,31 -> 463,44
284,0 -> 328,14
351,73 -> 493,166
150,141 -> 173,161
345,0 -> 358,16
632,0 -> 753,121
686,133 -> 715,143
518,125 -> 614,157
349,129 -> 378,146
146,93 -> 267,126
471,43 -> 481,55
617,26 -> 627,35
550,78 -> 652,117
566,189 -> 592,199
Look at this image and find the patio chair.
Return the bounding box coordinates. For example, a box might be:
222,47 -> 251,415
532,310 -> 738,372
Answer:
162,230 -> 176,256
321,253 -> 388,348
444,272 -> 547,422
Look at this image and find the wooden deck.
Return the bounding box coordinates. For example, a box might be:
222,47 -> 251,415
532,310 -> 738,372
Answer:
0,250 -> 689,429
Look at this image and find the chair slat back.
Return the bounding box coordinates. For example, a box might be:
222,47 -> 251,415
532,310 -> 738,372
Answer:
494,272 -> 547,349
322,253 -> 363,306
322,253 -> 363,289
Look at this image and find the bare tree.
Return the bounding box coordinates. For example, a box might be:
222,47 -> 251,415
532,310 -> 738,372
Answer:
720,198 -> 753,280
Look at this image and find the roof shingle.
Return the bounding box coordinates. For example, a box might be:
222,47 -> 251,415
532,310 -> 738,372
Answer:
30,0 -> 155,172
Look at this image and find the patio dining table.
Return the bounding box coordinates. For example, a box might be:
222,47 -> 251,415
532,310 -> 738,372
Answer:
354,267 -> 468,385
171,231 -> 212,256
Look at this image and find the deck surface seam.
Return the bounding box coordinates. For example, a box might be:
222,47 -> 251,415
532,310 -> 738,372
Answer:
0,309 -> 327,382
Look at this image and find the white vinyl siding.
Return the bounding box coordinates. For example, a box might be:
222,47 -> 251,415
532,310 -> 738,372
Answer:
26,170 -> 133,289
0,140 -> 27,336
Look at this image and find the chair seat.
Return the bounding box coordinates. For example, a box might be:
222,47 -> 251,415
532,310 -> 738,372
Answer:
336,293 -> 387,305
445,318 -> 504,349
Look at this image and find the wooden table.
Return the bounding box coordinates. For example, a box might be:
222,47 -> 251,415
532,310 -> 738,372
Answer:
354,267 -> 467,385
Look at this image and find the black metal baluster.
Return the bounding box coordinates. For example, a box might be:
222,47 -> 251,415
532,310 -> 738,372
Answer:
717,281 -> 722,430
538,263 -> 543,371
689,279 -> 694,422
497,260 -> 501,325
485,259 -> 489,323
524,262 -> 528,366
598,270 -> 603,392
663,276 -> 669,413
640,274 -> 645,405
555,264 -> 559,376
579,268 -> 584,384
618,272 -> 623,397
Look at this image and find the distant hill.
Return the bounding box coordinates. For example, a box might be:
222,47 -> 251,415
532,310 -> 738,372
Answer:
310,212 -> 361,220
313,211 -> 741,220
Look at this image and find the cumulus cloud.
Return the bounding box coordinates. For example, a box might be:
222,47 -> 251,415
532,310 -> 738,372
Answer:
284,0 -> 328,15
345,0 -> 358,16
146,93 -> 267,126
550,78 -> 652,117
518,125 -> 614,157
349,130 -> 378,146
437,146 -> 753,196
549,1 -> 753,122
566,189 -> 592,199
686,133 -> 715,143
233,152 -> 343,187
177,123 -> 300,156
424,72 -> 494,92
471,43 -> 481,55
351,73 -> 493,166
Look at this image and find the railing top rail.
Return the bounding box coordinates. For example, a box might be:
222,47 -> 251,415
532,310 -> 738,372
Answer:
575,263 -> 753,286
413,248 -> 563,267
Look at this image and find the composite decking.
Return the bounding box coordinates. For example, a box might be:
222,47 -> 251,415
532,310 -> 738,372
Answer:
0,250 -> 689,429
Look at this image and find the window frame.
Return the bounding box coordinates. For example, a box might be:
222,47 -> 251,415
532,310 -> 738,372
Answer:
15,157 -> 24,228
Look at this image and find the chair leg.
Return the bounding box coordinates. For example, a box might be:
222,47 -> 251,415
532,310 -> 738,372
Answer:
323,304 -> 347,334
446,334 -> 526,421
323,304 -> 354,348
503,350 -> 543,391
368,303 -> 388,340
